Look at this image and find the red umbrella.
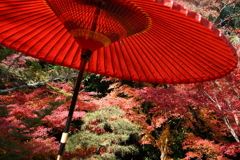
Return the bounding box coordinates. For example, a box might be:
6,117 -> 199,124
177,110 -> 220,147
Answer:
0,0 -> 237,159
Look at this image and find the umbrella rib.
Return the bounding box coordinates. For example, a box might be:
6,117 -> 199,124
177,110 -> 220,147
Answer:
88,49 -> 98,74
155,17 -> 234,62
0,6 -> 54,33
144,16 -> 232,77
136,2 -> 219,41
20,21 -> 61,57
113,42 -> 128,79
146,28 -> 214,81
148,28 -> 210,75
131,2 -> 229,80
69,47 -> 82,69
128,36 -> 160,83
2,0 -> 43,5
103,47 -> 108,75
51,34 -> 74,65
0,9 -> 47,19
41,27 -> 68,62
60,40 -> 77,67
117,41 -> 132,80
0,2 -> 46,9
124,37 -> 149,82
0,10 -> 52,33
0,5 -> 49,20
118,39 -> 139,81
154,25 -> 228,72
1,15 -> 56,50
110,43 -> 119,78
141,3 -> 234,62
24,23 -> 61,59
132,34 -> 174,83
163,34 -> 223,76
28,22 -> 62,58
135,31 -> 185,83
147,37 -> 187,83
113,41 -> 130,80
112,1 -> 139,34
0,2 -> 45,11
105,44 -> 114,77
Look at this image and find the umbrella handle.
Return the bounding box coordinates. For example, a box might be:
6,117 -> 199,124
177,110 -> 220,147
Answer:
57,49 -> 92,160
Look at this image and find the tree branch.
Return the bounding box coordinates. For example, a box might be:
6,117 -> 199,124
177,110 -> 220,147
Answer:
0,74 -> 78,94
203,90 -> 239,142
6,53 -> 24,72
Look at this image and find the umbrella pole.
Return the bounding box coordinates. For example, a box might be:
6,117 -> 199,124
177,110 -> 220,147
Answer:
57,49 -> 92,160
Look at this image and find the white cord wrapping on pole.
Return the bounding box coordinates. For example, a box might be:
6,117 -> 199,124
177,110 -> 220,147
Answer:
60,132 -> 69,143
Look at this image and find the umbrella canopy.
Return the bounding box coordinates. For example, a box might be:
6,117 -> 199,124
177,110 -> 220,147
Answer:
0,0 -> 237,84
1,0 -> 238,159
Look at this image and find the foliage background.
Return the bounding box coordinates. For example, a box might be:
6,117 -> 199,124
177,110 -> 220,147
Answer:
0,0 -> 240,160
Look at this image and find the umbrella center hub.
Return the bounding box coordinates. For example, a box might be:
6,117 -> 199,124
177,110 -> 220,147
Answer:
45,0 -> 151,51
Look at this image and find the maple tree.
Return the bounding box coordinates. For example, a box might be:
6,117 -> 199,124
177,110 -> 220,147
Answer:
0,87 -> 60,159
0,81 -> 102,159
111,72 -> 239,159
0,0 -> 240,160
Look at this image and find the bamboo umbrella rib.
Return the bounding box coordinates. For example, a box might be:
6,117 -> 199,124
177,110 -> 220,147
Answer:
127,35 -> 163,83
142,3 -> 228,52
160,26 -> 233,71
35,27 -> 67,59
29,24 -> 63,59
151,15 -> 234,61
143,35 -> 188,83
153,36 -> 212,82
151,26 -> 222,70
105,42 -> 115,76
113,41 -> 133,80
136,34 -> 197,83
110,42 -> 123,78
69,46 -> 81,69
1,16 -> 54,50
140,29 -> 227,82
112,39 -> 140,81
108,47 -> 116,77
60,41 -> 78,68
114,42 -> 131,79
124,38 -> 148,82
143,29 -> 205,82
133,34 -> 173,83
125,38 -> 151,82
92,48 -> 104,75
42,28 -> 70,63
135,0 -> 236,54
51,34 -> 74,65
